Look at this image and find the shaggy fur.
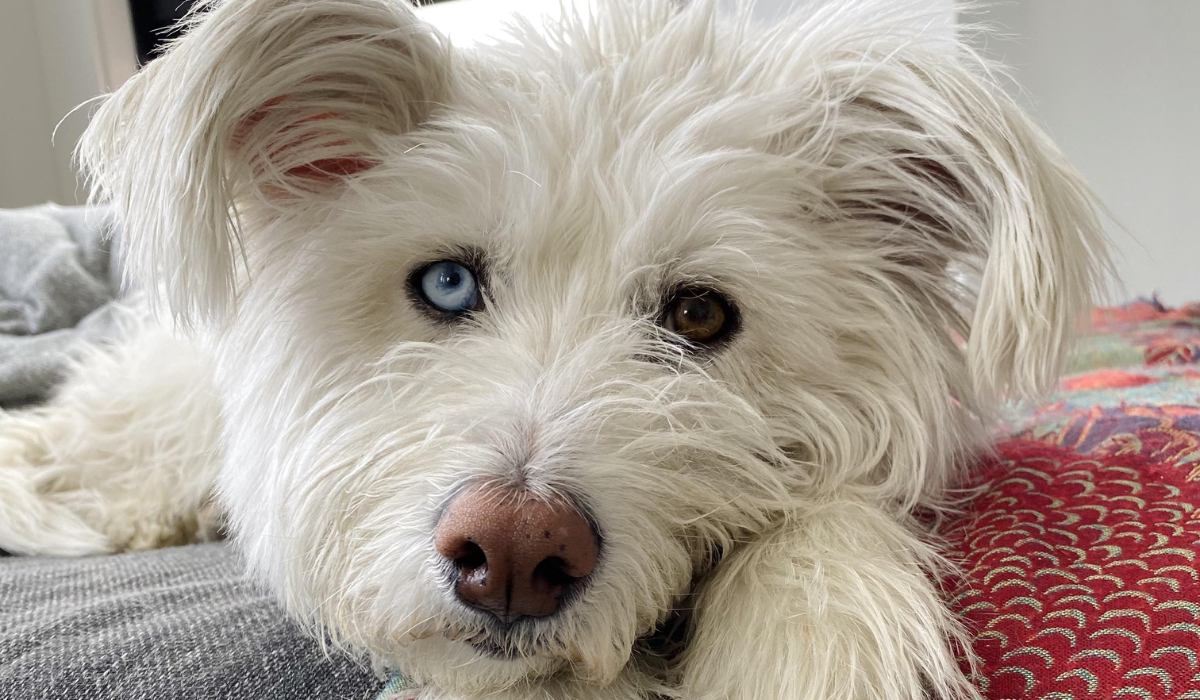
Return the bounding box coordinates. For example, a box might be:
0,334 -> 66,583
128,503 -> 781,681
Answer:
0,1 -> 1106,698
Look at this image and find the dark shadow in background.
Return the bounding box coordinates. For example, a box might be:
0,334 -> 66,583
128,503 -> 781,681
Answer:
127,0 -> 456,65
128,0 -> 196,65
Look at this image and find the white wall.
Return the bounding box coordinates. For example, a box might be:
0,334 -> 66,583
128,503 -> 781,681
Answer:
747,0 -> 954,26
0,0 -> 60,208
974,2 -> 1200,304
0,0 -> 136,208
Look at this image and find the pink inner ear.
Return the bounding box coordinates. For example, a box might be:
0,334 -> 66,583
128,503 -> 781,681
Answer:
285,156 -> 376,182
237,98 -> 378,188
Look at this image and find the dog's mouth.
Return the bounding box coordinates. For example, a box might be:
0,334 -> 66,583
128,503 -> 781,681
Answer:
467,637 -> 519,660
458,599 -> 700,668
633,548 -> 719,669
463,638 -> 511,657
440,619 -> 560,662
632,595 -> 695,671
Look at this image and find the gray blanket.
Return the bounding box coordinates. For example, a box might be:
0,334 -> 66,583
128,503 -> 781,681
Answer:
0,544 -> 380,699
0,205 -> 382,698
0,204 -> 127,407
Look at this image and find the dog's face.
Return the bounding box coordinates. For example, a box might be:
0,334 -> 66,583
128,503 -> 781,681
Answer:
215,77 -> 805,689
82,0 -> 1103,693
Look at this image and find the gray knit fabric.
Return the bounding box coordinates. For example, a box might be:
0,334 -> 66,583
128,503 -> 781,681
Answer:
0,543 -> 381,700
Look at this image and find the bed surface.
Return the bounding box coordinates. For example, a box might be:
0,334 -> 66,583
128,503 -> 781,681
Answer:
947,299 -> 1200,699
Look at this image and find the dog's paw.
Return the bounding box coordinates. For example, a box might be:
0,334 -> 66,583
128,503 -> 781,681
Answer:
678,502 -> 979,700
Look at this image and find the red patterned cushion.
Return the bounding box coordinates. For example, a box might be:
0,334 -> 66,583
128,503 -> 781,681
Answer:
948,300 -> 1200,699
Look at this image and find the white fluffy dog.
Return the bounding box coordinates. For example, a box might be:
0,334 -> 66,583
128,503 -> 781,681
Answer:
0,0 -> 1106,698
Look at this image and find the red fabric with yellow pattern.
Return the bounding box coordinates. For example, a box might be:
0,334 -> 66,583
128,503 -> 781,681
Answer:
947,300 -> 1200,699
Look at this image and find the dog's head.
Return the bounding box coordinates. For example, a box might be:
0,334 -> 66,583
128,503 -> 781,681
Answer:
81,0 -> 1105,693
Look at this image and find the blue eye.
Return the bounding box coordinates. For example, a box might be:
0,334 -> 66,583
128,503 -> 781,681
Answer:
417,260 -> 480,313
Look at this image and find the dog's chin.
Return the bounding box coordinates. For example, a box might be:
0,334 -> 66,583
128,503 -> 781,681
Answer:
457,631 -> 584,669
463,635 -> 533,661
391,632 -> 568,692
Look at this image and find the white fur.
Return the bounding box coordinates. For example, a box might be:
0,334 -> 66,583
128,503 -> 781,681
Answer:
0,1 -> 1106,698
0,304 -> 222,555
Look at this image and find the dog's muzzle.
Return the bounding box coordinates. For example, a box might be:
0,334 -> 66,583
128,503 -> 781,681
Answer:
435,485 -> 599,623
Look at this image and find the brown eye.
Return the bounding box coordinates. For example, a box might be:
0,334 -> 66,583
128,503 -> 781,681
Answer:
662,289 -> 736,345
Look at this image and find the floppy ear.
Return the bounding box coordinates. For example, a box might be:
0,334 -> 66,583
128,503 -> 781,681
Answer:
79,0 -> 449,324
795,35 -> 1109,401
957,99 -> 1108,400
915,71 -> 1110,400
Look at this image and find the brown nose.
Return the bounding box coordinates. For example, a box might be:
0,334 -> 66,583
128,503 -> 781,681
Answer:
435,486 -> 599,622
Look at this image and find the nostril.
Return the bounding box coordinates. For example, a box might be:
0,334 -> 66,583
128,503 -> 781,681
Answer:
532,556 -> 577,589
454,540 -> 487,572
436,485 -> 600,619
